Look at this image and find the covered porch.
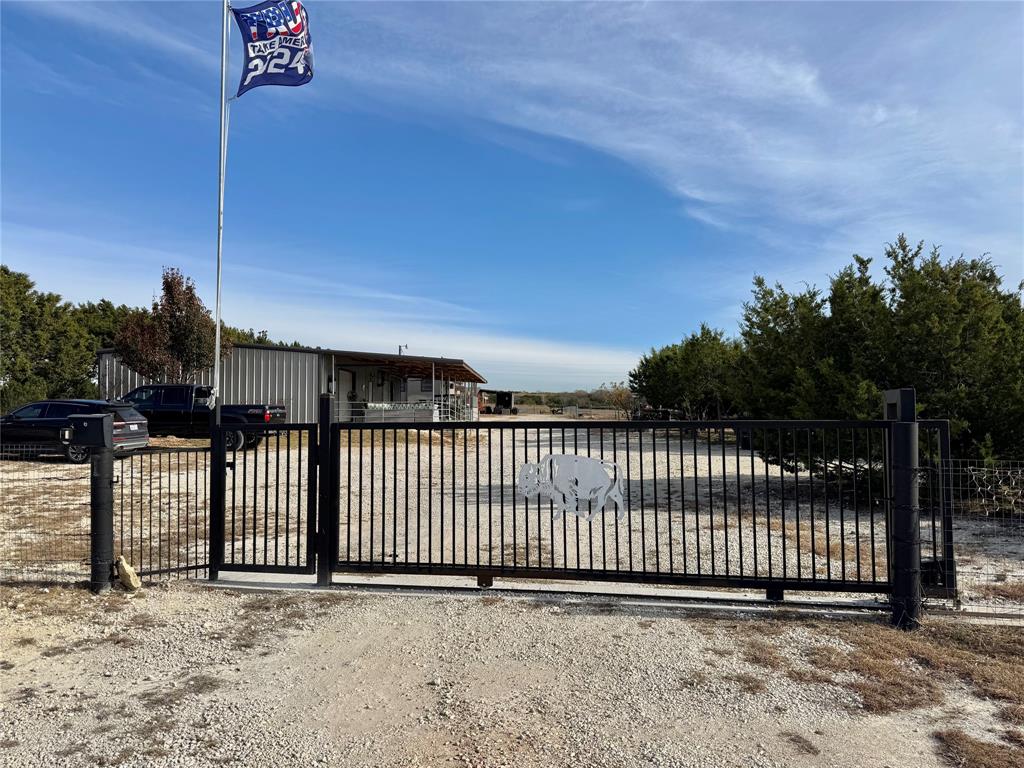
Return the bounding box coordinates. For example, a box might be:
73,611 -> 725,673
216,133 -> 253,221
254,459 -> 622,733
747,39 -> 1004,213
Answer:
326,350 -> 486,423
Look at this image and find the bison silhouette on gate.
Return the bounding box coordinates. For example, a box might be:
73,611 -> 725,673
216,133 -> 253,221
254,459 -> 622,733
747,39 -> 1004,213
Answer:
517,455 -> 626,521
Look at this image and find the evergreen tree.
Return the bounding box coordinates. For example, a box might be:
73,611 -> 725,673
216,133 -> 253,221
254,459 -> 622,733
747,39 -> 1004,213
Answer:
0,266 -> 94,409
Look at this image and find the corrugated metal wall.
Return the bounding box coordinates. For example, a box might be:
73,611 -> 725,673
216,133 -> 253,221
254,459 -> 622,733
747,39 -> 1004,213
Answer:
97,347 -> 323,423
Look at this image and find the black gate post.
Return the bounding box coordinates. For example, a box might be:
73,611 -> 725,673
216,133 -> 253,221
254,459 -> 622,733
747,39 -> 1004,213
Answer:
936,420 -> 957,598
316,394 -> 333,587
89,421 -> 115,594
209,419 -> 225,581
887,388 -> 921,629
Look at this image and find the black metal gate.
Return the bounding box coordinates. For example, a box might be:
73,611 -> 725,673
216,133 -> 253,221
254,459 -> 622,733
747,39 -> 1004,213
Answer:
210,423 -> 317,576
324,417 -> 955,601
204,396 -> 955,612
325,419 -> 901,596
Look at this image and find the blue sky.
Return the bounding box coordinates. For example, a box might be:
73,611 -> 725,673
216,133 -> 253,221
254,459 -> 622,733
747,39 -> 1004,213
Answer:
2,1 -> 1022,390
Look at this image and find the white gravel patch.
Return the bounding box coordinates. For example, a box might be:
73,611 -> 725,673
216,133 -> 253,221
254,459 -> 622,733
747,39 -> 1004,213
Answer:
0,582 -> 1001,768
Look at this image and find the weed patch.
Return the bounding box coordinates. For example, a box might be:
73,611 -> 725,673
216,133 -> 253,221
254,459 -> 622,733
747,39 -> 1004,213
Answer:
934,729 -> 1024,768
978,582 -> 1024,601
742,639 -> 786,670
139,674 -> 224,708
999,705 -> 1024,726
727,673 -> 767,694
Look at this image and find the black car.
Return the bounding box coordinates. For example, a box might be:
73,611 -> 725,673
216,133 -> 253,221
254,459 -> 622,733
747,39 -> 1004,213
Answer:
0,400 -> 149,463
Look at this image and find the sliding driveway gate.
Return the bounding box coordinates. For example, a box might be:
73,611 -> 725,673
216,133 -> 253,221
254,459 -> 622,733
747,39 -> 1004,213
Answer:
207,394 -> 955,619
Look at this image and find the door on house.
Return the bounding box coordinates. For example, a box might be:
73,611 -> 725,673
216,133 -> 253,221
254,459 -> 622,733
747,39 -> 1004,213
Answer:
335,369 -> 353,421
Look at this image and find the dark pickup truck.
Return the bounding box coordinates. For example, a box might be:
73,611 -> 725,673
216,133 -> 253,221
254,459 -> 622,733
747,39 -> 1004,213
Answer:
120,384 -> 286,450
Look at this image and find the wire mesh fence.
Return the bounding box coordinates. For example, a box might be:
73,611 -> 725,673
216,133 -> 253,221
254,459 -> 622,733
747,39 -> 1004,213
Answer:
115,448 -> 211,579
946,459 -> 1024,618
0,445 -> 90,583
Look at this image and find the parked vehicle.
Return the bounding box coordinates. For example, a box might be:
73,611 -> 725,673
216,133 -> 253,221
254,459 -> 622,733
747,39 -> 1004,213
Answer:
480,390 -> 518,415
0,400 -> 149,463
120,384 -> 286,451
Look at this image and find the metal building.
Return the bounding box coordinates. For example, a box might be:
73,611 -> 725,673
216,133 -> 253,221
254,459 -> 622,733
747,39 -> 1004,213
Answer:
96,344 -> 486,423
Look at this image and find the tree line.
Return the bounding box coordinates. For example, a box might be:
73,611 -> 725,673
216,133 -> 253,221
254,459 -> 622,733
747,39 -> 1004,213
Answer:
629,236 -> 1024,459
0,266 -> 297,411
4,235 -> 1021,459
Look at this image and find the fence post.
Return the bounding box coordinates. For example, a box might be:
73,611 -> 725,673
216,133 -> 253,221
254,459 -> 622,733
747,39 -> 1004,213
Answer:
209,418 -> 224,582
317,393 -> 333,587
936,421 -> 957,598
886,388 -> 921,629
89,437 -> 115,594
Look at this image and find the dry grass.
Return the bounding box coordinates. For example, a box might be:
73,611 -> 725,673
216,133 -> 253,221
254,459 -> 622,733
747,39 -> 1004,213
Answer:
727,672 -> 767,694
693,615 -> 1024,719
768,517 -> 882,577
1,585 -> 135,621
94,747 -> 138,766
55,742 -> 89,758
139,674 -> 224,708
128,612 -> 164,629
809,619 -> 1024,715
1000,705 -> 1024,726
677,671 -> 709,689
741,638 -> 786,670
805,641 -> 940,714
978,582 -> 1024,601
226,591 -> 354,650
12,687 -> 38,704
934,729 -> 1024,768
783,666 -> 834,685
736,632 -> 833,685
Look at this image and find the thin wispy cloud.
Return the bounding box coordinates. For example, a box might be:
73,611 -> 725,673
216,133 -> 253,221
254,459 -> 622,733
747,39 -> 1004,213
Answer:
25,1 -> 219,70
3,2 -> 1021,390
231,298 -> 639,391
3,219 -> 637,388
313,2 -> 1022,278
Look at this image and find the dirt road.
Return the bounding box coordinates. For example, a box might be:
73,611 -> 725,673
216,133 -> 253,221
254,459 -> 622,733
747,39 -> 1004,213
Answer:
2,583 -> 1020,767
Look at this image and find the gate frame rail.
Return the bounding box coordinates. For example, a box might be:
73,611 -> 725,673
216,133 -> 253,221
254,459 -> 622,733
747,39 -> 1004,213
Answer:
210,421 -> 318,579
188,391 -> 953,629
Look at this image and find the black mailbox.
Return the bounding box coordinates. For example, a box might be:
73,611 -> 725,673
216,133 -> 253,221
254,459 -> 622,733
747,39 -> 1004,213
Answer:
883,388 -> 916,422
66,413 -> 114,449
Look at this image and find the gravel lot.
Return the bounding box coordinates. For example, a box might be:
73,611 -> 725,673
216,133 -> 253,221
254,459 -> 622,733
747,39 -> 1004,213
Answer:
2,582 -> 1021,768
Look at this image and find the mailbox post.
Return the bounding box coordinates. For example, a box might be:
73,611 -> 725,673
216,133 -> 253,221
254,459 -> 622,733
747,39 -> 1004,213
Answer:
63,414 -> 115,593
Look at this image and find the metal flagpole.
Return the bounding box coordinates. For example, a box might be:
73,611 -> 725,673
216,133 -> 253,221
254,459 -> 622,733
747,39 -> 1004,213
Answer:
213,0 -> 231,425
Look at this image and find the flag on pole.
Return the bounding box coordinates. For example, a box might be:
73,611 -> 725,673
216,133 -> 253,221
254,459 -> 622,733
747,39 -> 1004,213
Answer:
232,0 -> 313,97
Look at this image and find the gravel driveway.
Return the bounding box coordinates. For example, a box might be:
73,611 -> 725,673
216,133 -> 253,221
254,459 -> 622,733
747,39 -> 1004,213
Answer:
2,583 -> 1020,768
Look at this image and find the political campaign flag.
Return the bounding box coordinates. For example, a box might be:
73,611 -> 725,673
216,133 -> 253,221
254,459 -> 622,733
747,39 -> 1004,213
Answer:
232,0 -> 313,97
